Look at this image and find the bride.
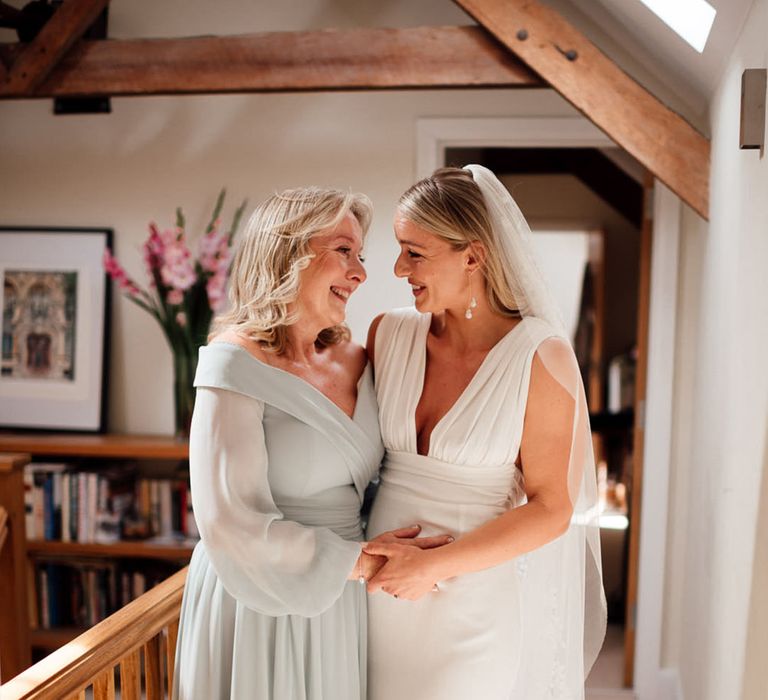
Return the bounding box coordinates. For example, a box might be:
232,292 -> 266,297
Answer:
364,165 -> 606,699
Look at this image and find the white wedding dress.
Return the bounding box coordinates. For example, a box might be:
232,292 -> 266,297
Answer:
367,307 -> 605,700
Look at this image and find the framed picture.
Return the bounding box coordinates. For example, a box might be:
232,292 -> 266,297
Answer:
0,226 -> 112,432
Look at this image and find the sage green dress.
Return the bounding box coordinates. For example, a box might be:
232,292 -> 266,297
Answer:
173,343 -> 383,700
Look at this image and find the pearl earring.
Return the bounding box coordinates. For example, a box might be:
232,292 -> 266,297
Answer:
465,272 -> 477,320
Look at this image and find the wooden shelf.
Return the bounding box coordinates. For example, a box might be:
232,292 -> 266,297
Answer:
0,433 -> 188,460
30,627 -> 87,650
27,539 -> 195,561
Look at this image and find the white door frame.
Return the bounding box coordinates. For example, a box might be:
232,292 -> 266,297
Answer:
416,117 -> 681,700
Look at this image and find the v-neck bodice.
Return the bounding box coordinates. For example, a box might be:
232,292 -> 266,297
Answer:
195,342 -> 383,502
412,313 -> 528,457
374,307 -> 557,467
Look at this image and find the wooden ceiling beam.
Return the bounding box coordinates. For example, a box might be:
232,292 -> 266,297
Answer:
0,26 -> 542,99
454,0 -> 710,219
0,0 -> 110,97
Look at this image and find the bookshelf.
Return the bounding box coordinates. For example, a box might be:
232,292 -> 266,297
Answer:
0,433 -> 188,460
0,433 -> 195,661
25,539 -> 193,560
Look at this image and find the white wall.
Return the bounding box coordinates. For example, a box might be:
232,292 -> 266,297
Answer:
0,1 -> 580,434
662,0 -> 768,697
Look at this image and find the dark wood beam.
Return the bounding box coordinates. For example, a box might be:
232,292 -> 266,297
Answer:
0,0 -> 110,96
0,26 -> 542,99
454,0 -> 710,219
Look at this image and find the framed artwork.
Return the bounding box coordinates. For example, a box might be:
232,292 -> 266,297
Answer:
0,226 -> 112,432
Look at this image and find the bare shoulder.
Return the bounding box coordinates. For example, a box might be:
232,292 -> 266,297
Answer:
330,337 -> 368,380
366,313 -> 386,366
531,336 -> 579,398
210,328 -> 268,362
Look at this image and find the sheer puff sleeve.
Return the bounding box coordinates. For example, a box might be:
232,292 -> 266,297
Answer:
189,386 -> 362,617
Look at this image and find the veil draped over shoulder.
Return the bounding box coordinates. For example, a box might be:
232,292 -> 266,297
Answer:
464,165 -> 607,692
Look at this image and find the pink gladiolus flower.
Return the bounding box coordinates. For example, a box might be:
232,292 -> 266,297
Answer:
142,223 -> 165,283
167,289 -> 184,305
104,250 -> 142,297
206,271 -> 228,312
104,191 -> 242,370
160,233 -> 196,290
216,237 -> 232,272
198,229 -> 230,274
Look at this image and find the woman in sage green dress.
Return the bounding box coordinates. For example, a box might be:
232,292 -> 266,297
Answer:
172,186 -> 450,700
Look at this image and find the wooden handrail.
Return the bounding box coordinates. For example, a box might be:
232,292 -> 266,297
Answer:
1,567 -> 188,699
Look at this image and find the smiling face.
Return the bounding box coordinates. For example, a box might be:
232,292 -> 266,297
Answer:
393,213 -> 477,316
294,211 -> 367,330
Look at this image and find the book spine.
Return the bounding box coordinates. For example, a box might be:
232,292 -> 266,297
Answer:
159,480 -> 173,538
61,473 -> 71,543
43,475 -> 54,541
150,480 -> 160,536
87,473 -> 98,543
140,479 -> 151,534
23,468 -> 34,539
47,564 -> 60,627
78,474 -> 87,543
39,567 -> 50,629
52,472 -> 62,540
176,482 -> 186,536
70,473 -> 79,542
186,484 -> 199,539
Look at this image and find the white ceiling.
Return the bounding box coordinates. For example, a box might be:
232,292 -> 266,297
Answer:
554,0 -> 755,121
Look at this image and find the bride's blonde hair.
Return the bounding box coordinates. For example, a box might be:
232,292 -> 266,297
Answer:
398,167 -> 520,318
211,186 -> 372,353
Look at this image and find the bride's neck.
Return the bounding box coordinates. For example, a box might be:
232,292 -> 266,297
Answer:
431,301 -> 520,354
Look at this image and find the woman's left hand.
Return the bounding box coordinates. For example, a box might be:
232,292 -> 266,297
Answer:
363,541 -> 443,600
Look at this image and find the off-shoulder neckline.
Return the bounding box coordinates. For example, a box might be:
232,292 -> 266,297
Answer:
203,341 -> 370,422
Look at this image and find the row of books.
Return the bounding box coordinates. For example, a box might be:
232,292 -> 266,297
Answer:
24,462 -> 199,544
33,559 -> 179,630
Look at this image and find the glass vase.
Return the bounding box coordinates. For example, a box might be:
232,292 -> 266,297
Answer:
172,346 -> 197,439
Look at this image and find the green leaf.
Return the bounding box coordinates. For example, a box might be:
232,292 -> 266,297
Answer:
176,207 -> 185,229
206,189 -> 226,234
227,197 -> 248,245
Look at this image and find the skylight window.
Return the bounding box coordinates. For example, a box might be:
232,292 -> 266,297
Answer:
638,0 -> 717,53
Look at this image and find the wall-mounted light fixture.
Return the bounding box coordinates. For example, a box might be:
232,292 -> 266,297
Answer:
740,69 -> 767,151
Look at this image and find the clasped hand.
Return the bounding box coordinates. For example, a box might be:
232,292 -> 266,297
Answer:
361,525 -> 452,601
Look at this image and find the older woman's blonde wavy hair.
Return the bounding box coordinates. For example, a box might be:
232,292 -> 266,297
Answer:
211,186 -> 372,353
397,167 -> 520,318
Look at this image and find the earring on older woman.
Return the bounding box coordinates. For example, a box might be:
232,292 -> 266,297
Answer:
465,271 -> 478,320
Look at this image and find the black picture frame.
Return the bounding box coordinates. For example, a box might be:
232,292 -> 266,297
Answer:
0,226 -> 112,432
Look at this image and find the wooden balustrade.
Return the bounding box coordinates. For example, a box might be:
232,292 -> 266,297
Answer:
0,567 -> 187,700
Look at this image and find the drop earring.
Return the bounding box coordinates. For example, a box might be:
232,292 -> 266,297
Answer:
465,272 -> 477,320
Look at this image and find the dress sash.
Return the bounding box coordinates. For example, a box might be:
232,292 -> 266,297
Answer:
381,450 -> 525,509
